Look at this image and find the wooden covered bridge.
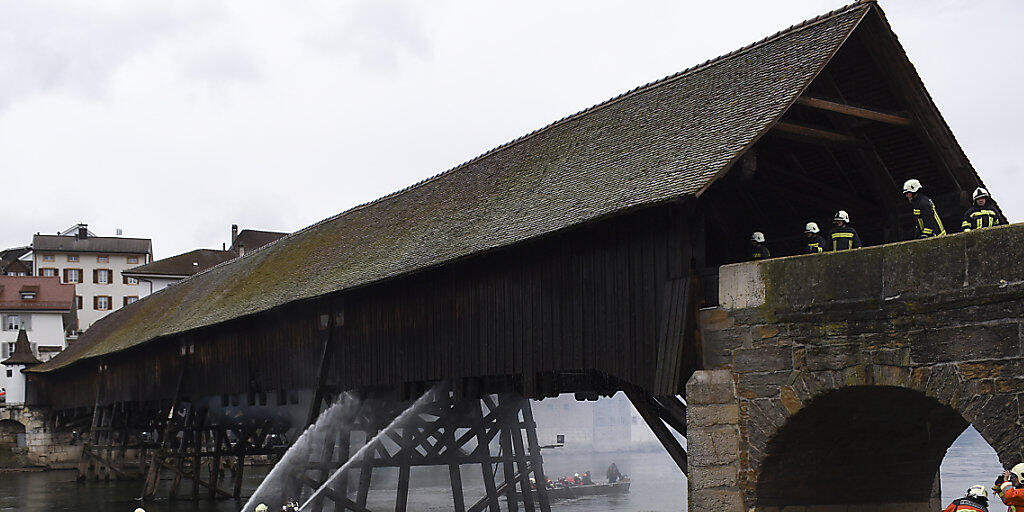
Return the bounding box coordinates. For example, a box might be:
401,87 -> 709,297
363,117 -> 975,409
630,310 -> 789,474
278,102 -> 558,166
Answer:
24,1 -> 995,510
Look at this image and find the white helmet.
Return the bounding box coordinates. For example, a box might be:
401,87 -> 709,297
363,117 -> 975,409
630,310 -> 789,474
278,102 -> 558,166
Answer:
804,222 -> 819,234
1011,463 -> 1024,484
134,509 -> 146,512
751,231 -> 765,243
903,179 -> 922,194
967,484 -> 989,500
255,505 -> 268,512
973,187 -> 990,201
834,210 -> 850,223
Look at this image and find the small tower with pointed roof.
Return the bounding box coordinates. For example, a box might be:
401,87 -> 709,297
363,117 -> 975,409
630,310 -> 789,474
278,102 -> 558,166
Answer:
1,330 -> 40,405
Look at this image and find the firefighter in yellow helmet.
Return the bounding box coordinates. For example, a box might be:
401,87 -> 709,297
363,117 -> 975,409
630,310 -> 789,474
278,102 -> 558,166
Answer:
942,485 -> 989,512
962,187 -> 1003,232
829,211 -> 861,251
996,463 -> 1024,512
903,179 -> 945,238
750,232 -> 770,260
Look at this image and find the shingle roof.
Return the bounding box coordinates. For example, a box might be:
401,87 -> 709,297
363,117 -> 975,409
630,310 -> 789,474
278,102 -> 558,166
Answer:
2,330 -> 41,366
33,234 -> 152,255
31,1 -> 872,373
124,249 -> 238,278
0,276 -> 75,311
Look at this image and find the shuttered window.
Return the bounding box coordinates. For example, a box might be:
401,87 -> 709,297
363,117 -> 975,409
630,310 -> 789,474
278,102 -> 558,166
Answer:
94,296 -> 111,310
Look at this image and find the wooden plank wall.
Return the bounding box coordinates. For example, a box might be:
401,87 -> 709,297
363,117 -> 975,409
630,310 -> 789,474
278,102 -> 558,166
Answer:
32,202 -> 701,410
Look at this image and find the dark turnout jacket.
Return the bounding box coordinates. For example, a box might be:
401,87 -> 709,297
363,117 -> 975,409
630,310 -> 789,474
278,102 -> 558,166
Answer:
829,225 -> 861,251
805,234 -> 827,254
750,241 -> 770,260
962,203 -> 1002,231
910,193 -> 945,237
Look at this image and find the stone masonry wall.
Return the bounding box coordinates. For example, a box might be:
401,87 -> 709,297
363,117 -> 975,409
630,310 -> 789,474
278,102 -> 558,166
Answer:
687,224 -> 1024,512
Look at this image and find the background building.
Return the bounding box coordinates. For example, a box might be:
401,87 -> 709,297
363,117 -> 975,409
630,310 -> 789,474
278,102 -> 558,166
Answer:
0,276 -> 76,404
122,225 -> 286,298
31,224 -> 151,331
532,393 -> 649,452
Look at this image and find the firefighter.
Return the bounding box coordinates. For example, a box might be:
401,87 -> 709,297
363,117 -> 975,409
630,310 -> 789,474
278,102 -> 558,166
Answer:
962,187 -> 1002,232
255,505 -> 269,512
830,211 -> 861,251
804,222 -> 826,254
903,179 -> 946,238
996,464 -> 1024,512
943,485 -> 990,512
750,232 -> 770,260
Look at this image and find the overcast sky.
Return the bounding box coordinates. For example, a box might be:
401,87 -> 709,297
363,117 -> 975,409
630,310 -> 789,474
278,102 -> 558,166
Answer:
1,0 -> 1021,257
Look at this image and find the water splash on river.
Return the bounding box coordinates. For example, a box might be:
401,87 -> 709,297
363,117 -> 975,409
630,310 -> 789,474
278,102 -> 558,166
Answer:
298,387 -> 437,511
240,392 -> 363,512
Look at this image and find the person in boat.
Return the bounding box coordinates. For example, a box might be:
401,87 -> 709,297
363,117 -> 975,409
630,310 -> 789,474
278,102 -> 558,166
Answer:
573,473 -> 581,486
255,505 -> 268,512
996,464 -> 1024,512
581,471 -> 594,485
282,500 -> 300,511
607,463 -> 623,483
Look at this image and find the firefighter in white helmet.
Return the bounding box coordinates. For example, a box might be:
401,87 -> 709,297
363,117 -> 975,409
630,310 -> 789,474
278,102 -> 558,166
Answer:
996,463 -> 1024,511
255,505 -> 269,512
829,211 -> 861,251
804,222 -> 826,254
903,179 -> 946,238
750,232 -> 770,260
962,187 -> 1003,232
942,485 -> 990,512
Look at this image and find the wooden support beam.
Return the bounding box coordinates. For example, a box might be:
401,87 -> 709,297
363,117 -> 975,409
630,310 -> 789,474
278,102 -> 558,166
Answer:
770,121 -> 865,148
795,96 -> 912,127
520,401 -> 551,512
627,391 -> 687,475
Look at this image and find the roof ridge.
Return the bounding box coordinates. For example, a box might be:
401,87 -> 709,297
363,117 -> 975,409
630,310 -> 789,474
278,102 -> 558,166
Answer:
204,0 -> 874,272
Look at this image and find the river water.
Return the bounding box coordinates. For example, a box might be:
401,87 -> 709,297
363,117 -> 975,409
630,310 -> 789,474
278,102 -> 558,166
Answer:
0,427 -> 1002,511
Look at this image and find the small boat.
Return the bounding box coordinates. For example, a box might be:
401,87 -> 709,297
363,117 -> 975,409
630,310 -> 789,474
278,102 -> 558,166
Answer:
512,479 -> 630,500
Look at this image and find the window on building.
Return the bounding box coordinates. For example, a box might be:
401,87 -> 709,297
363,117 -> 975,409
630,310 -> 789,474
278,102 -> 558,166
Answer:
42,254 -> 55,262
3,315 -> 28,331
76,296 -> 83,310
95,269 -> 111,284
67,255 -> 79,262
5,370 -> 10,378
97,255 -> 109,263
123,275 -> 138,285
124,296 -> 139,306
127,256 -> 140,264
64,268 -> 83,284
40,268 -> 57,277
94,296 -> 111,310
20,292 -> 35,300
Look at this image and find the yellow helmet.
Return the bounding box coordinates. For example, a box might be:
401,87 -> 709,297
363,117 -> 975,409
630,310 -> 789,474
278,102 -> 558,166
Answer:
967,484 -> 988,500
1011,463 -> 1024,483
255,505 -> 269,512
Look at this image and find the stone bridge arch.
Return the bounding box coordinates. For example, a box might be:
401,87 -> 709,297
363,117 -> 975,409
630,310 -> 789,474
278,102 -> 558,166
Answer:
687,226 -> 1024,511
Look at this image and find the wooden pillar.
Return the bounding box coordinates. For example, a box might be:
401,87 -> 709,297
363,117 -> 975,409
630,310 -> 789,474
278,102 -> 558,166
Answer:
475,402 -> 501,512
209,427 -> 225,499
520,401 -> 551,512
232,427 -> 249,500
498,407 -> 520,512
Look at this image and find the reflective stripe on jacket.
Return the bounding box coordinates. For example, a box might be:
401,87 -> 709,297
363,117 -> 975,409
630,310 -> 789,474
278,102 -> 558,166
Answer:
830,226 -> 862,251
911,193 -> 945,237
999,481 -> 1024,512
962,206 -> 1001,231
806,234 -> 826,254
943,497 -> 989,512
751,241 -> 770,260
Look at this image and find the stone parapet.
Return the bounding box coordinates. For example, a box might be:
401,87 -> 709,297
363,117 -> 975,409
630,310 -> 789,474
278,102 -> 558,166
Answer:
689,225 -> 1024,511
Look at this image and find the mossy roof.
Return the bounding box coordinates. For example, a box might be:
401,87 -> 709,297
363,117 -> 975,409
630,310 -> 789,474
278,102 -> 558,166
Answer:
31,1 -> 872,373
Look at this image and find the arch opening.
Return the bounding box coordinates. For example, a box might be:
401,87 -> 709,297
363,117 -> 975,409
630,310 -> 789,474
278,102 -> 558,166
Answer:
755,386 -> 972,510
